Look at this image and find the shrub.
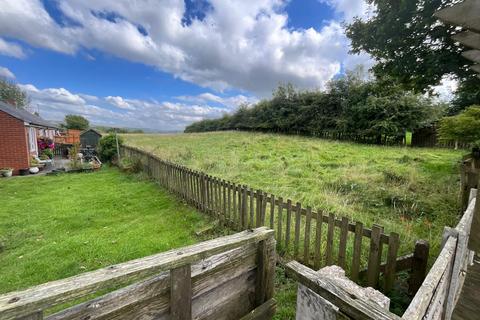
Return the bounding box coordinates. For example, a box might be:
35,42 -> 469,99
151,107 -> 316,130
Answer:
40,148 -> 53,159
97,134 -> 123,162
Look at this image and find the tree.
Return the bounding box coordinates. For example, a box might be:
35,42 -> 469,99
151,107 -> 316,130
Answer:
438,106 -> 480,145
345,0 -> 479,111
0,78 -> 29,108
64,114 -> 89,130
97,133 -> 123,162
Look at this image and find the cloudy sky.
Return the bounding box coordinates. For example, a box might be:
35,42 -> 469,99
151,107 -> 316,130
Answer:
1,0 -> 376,131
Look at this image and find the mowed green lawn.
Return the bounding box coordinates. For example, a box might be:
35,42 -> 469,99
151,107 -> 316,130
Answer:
0,167 -> 209,294
124,131 -> 463,257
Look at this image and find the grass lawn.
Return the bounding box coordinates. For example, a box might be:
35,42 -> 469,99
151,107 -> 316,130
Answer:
124,131 -> 463,258
0,167 -> 210,294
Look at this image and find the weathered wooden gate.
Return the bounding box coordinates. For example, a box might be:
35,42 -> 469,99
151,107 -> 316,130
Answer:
286,189 -> 478,320
0,228 -> 276,320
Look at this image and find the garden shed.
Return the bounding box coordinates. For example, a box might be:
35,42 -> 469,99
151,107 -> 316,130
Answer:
0,101 -> 59,175
80,129 -> 102,148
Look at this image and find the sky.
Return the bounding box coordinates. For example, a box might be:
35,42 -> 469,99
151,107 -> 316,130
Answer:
0,0 -> 442,131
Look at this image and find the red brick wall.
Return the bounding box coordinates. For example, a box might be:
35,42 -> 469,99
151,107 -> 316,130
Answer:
0,110 -> 29,174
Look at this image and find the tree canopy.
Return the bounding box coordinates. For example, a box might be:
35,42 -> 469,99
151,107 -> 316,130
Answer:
345,0 -> 480,112
64,114 -> 89,130
438,105 -> 480,145
0,78 -> 29,108
185,77 -> 442,144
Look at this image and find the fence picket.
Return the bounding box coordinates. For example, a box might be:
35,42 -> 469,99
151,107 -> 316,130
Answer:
351,221 -> 363,282
269,195 -> 275,231
384,232 -> 399,293
314,210 -> 323,270
285,200 -> 292,250
326,213 -> 335,265
294,202 -> 302,260
303,207 -> 312,265
277,197 -> 284,248
367,225 -> 383,288
338,217 -> 349,269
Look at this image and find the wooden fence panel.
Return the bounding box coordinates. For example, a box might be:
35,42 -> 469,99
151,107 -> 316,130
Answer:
119,146 -> 426,291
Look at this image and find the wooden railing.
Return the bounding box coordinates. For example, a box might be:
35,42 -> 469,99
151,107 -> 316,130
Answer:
121,145 -> 429,293
0,228 -> 276,320
286,189 -> 478,320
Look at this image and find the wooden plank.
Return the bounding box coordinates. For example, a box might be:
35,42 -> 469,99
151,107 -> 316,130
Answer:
241,186 -> 248,229
256,190 -> 263,228
227,182 -> 232,224
249,188 -> 255,228
239,299 -> 276,320
338,217 -> 349,269
255,240 -> 267,306
261,192 -> 268,227
285,261 -> 400,320
326,213 -> 335,266
277,197 -> 283,248
170,265 -> 192,320
232,184 -> 237,227
409,239 -> 430,295
367,225 -> 382,288
48,236 -> 272,320
294,202 -> 302,260
434,0 -> 480,33
19,312 -> 43,319
403,237 -> 456,320
285,200 -> 292,250
452,31 -> 480,50
0,228 -> 274,319
384,232 -> 399,293
351,221 -> 363,282
222,180 -> 227,227
314,210 -> 323,270
303,207 -> 312,265
269,195 -> 275,231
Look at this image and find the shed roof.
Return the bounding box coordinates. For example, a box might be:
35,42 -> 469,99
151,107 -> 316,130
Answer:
80,128 -> 102,136
0,101 -> 59,129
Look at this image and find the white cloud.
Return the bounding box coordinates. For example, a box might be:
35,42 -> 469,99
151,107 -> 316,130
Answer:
320,0 -> 374,22
0,0 -> 373,96
105,96 -> 135,110
0,66 -> 15,79
19,83 -> 240,131
176,92 -> 258,109
0,38 -> 26,58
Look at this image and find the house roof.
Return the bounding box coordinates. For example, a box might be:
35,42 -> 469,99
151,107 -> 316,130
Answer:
0,101 -> 60,129
80,128 -> 102,136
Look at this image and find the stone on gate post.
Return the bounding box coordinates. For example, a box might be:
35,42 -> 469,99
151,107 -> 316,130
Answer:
295,266 -> 390,320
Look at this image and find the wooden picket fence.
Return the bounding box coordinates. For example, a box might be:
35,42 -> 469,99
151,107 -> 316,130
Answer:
286,189 -> 478,319
121,145 -> 429,293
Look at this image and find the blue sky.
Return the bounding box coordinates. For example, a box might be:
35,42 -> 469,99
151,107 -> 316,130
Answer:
0,0 -> 373,131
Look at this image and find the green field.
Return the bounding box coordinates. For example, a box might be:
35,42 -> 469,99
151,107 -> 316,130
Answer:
0,167 -> 210,294
124,131 -> 463,257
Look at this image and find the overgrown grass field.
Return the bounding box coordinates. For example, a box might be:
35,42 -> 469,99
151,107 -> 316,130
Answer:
0,167 -> 210,294
124,131 -> 463,258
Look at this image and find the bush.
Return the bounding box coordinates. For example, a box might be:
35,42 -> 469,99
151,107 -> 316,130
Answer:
97,134 -> 123,162
40,148 -> 53,159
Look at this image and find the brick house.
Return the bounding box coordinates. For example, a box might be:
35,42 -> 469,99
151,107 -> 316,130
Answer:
0,101 -> 59,175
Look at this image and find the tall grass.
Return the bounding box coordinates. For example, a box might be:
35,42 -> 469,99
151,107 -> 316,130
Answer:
123,131 -> 463,259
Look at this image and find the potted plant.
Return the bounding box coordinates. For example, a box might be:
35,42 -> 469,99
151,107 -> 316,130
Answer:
0,168 -> 13,177
29,157 -> 40,174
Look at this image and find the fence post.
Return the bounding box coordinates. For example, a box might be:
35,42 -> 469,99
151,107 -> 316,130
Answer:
409,240 -> 429,295
170,264 -> 192,320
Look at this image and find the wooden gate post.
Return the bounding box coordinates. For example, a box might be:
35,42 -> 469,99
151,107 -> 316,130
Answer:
171,264 -> 192,320
409,240 -> 429,295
